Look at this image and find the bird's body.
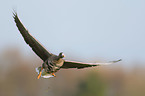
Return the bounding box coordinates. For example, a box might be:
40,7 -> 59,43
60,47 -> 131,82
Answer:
13,12 -> 121,79
43,54 -> 64,73
36,55 -> 65,78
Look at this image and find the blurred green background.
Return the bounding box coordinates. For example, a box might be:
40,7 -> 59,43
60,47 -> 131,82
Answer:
0,48 -> 145,96
0,0 -> 145,96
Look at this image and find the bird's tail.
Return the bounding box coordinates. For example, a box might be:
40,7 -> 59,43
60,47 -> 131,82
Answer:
35,67 -> 54,79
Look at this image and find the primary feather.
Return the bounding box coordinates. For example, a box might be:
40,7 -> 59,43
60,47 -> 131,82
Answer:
13,12 -> 51,61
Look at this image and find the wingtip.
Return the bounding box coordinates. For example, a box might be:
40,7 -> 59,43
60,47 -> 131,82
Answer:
12,9 -> 17,18
110,59 -> 122,63
117,59 -> 122,62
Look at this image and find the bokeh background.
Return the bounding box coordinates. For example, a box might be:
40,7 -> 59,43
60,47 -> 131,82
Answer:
0,0 -> 145,96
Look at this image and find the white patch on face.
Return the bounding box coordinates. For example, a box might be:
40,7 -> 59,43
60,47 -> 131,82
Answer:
35,67 -> 54,79
62,53 -> 65,57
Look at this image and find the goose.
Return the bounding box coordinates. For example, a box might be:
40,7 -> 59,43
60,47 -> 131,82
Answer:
13,12 -> 121,79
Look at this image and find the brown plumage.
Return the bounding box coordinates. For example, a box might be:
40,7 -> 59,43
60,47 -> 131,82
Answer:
13,12 -> 121,79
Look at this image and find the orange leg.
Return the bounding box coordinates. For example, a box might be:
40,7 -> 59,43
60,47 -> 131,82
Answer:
37,67 -> 43,79
52,73 -> 56,77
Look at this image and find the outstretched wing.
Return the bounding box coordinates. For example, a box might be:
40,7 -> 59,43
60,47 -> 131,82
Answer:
13,12 -> 51,61
61,59 -> 122,69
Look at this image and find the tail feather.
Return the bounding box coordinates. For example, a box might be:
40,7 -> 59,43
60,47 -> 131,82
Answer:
35,67 -> 54,78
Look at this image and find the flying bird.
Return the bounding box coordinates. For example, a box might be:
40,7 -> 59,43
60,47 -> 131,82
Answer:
13,12 -> 121,79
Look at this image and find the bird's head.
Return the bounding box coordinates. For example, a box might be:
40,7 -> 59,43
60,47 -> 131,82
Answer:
58,52 -> 65,58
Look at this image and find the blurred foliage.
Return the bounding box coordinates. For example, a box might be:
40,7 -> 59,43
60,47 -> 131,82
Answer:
0,48 -> 145,96
76,73 -> 106,96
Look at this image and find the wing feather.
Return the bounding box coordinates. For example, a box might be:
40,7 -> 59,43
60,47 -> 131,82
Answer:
61,59 -> 122,69
13,12 -> 51,61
